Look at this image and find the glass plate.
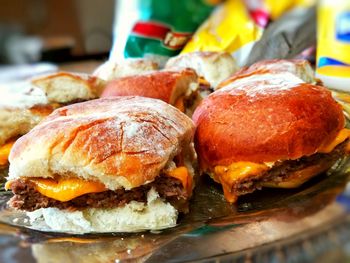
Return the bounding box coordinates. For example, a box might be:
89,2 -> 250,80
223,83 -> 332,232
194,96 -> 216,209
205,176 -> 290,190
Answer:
0,158 -> 350,262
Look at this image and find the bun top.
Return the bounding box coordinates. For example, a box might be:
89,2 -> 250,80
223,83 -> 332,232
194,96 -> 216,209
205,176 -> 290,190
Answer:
101,69 -> 197,105
193,77 -> 344,170
218,59 -> 316,88
9,97 -> 195,190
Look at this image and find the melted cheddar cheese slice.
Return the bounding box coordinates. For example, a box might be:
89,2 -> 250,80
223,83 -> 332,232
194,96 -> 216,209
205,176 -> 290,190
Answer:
0,140 -> 15,166
213,128 -> 350,202
318,128 -> 350,153
165,166 -> 192,195
214,162 -> 269,202
6,167 -> 191,202
6,178 -> 107,202
30,178 -> 107,202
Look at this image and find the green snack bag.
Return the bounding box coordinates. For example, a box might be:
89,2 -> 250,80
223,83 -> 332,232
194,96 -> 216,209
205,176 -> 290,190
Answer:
121,0 -> 218,65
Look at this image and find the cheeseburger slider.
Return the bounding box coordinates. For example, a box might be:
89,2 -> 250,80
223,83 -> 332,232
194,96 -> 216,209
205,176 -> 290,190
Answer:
193,75 -> 349,203
165,51 -> 239,91
6,96 -> 196,233
0,72 -> 105,173
101,69 -> 200,115
218,59 -> 316,89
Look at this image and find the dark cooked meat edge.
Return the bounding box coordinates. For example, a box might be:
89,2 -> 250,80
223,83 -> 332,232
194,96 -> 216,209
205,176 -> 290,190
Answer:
9,175 -> 189,212
232,140 -> 348,196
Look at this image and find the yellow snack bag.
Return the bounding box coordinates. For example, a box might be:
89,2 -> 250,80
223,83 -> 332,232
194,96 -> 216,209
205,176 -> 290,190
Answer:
182,0 -> 265,65
316,0 -> 350,91
182,0 -> 316,66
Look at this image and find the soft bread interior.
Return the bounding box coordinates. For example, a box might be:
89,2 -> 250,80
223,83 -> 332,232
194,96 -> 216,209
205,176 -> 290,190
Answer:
93,58 -> 159,81
0,72 -> 105,146
32,72 -> 106,103
294,62 -> 315,84
0,81 -> 51,146
26,188 -> 177,233
0,106 -> 52,146
165,52 -> 239,88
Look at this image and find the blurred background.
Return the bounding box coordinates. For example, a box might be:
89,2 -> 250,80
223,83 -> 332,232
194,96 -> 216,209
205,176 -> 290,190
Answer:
0,0 -> 114,65
0,0 -> 348,90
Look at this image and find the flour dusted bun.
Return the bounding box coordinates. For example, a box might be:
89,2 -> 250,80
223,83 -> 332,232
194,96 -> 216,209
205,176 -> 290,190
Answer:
9,96 -> 195,190
93,58 -> 159,81
7,96 -> 196,233
165,51 -> 239,88
31,72 -> 106,103
27,188 -> 177,233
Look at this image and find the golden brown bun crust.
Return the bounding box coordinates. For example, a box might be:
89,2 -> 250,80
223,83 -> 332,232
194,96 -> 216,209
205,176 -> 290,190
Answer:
101,69 -> 197,105
193,83 -> 344,170
9,97 -> 195,190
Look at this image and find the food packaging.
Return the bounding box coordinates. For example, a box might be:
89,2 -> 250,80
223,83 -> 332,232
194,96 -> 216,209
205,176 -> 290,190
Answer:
182,0 -> 316,66
110,0 -> 219,66
316,0 -> 350,92
181,0 -> 266,66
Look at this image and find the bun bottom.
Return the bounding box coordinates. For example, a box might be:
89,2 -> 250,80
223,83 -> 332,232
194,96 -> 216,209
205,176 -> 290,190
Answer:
27,188 -> 178,233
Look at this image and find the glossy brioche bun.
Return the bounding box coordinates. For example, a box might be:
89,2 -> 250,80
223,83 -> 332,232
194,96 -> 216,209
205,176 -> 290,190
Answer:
9,96 -> 196,190
101,69 -> 198,105
193,80 -> 344,171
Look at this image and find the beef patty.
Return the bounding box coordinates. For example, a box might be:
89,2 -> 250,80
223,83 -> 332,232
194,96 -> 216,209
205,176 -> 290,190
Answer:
8,175 -> 189,212
232,140 -> 348,196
